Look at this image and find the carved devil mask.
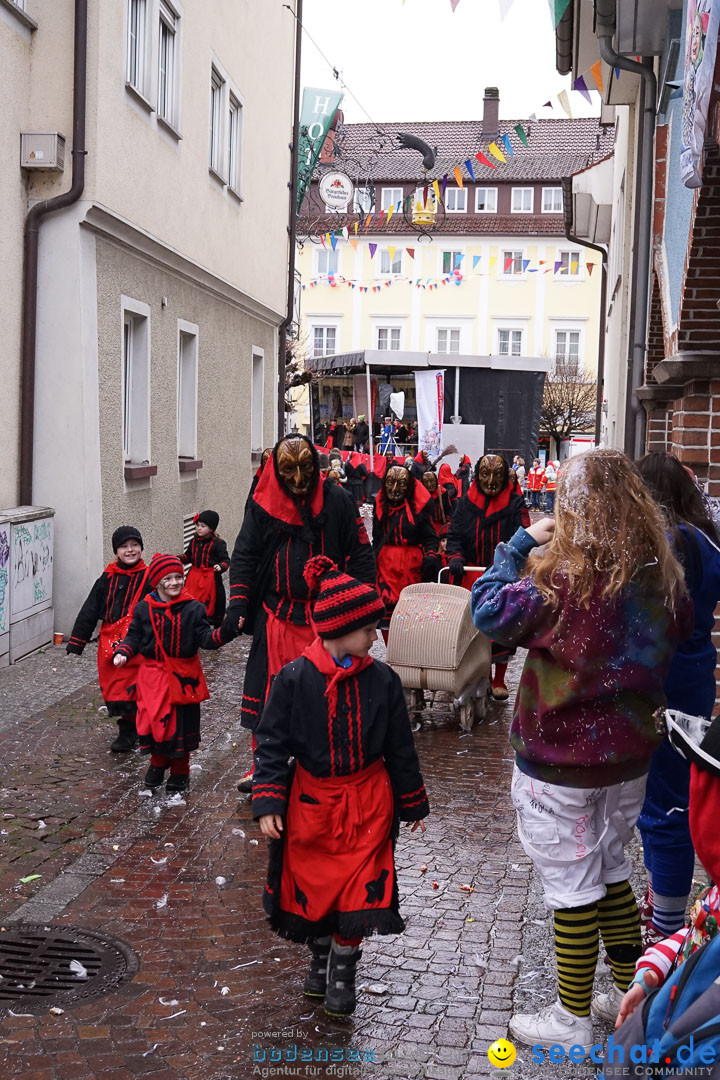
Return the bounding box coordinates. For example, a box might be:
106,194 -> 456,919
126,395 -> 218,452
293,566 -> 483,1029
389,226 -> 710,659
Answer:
476,455 -> 507,497
275,437 -> 315,497
422,472 -> 438,494
385,465 -> 410,505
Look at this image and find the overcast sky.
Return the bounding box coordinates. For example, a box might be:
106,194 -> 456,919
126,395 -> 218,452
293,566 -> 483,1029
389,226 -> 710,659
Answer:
299,0 -> 600,124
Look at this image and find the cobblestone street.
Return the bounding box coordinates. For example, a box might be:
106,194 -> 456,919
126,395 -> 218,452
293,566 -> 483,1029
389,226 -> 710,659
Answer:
0,633 -> 619,1080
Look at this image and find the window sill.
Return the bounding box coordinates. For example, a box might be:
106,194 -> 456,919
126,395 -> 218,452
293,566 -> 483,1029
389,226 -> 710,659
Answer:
0,0 -> 37,30
124,463 -> 158,480
227,185 -> 243,205
157,114 -> 182,140
208,166 -> 227,187
178,458 -> 203,473
125,81 -> 155,113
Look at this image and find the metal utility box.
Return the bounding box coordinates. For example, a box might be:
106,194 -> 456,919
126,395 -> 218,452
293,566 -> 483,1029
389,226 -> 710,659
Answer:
3,506 -> 55,662
0,517 -> 9,668
20,132 -> 65,171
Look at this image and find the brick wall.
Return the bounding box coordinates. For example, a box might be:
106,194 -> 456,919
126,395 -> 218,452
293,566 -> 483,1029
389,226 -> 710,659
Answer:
646,275 -> 665,382
645,404 -> 671,451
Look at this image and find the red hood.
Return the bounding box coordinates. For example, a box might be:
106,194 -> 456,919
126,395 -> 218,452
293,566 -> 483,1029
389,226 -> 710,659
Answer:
438,464 -> 455,487
252,451 -> 323,526
375,478 -> 431,521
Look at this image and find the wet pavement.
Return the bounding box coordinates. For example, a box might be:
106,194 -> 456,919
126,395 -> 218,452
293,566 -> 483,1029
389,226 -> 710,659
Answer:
0,627 -> 623,1079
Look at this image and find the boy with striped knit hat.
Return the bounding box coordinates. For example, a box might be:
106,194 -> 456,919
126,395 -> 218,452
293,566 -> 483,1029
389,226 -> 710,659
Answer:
253,555 -> 429,1018
113,553 -> 234,794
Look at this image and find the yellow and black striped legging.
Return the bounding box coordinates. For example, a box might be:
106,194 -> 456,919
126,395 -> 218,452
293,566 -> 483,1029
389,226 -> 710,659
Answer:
554,881 -> 641,1016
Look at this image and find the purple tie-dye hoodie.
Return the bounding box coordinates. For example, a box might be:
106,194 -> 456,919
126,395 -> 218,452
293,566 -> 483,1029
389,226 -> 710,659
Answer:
471,528 -> 693,788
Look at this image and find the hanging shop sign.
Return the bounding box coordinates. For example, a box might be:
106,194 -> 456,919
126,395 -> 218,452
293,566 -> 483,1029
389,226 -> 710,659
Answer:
319,171 -> 355,211
297,87 -> 344,214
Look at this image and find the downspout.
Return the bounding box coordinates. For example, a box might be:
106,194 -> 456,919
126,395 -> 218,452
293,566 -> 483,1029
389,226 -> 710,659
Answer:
595,0 -> 656,458
19,0 -> 87,506
278,0 -> 303,440
561,177 -> 608,446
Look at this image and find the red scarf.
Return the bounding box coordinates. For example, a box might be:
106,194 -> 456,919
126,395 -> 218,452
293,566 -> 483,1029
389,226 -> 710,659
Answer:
467,480 -> 513,515
252,453 -> 324,526
105,559 -> 147,577
375,480 -> 431,522
303,636 -> 373,731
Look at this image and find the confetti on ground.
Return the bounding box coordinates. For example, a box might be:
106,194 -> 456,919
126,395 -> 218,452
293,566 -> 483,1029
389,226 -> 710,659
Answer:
19,874 -> 42,884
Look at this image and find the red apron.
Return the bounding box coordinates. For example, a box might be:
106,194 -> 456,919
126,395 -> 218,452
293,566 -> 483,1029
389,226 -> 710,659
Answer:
376,544 -> 423,614
136,654 -> 209,747
97,615 -> 141,702
264,606 -> 315,688
280,758 -> 394,925
186,566 -> 216,617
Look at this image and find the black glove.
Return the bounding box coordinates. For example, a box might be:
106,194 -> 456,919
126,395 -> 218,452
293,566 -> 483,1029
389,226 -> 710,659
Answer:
421,553 -> 440,583
448,557 -> 464,586
66,641 -> 84,655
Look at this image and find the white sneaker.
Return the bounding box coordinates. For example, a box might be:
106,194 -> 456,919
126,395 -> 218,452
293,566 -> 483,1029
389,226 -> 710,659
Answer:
509,999 -> 593,1053
591,985 -> 624,1023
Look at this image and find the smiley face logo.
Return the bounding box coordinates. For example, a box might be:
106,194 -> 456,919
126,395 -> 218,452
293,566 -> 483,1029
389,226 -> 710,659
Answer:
487,1038 -> 517,1068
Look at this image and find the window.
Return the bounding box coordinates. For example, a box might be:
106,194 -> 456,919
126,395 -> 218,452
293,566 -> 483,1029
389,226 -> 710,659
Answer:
177,324 -> 198,459
381,187 -> 403,212
542,186 -> 563,213
126,0 -> 147,92
558,250 -> 581,276
498,329 -> 523,356
555,330 -> 581,374
442,250 -> 463,274
475,187 -> 497,213
209,66 -> 225,175
251,348 -> 264,453
122,299 -> 151,464
317,248 -> 339,276
353,186 -> 375,214
380,248 -> 402,275
157,1 -> 178,125
228,93 -> 242,194
437,329 -> 461,354
502,250 -> 524,276
377,327 -> 401,351
312,326 -> 336,358
445,187 -> 467,213
511,187 -> 534,213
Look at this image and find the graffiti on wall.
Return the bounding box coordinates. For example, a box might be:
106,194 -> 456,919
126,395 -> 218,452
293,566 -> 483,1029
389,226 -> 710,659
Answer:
11,519 -> 53,616
0,527 -> 9,634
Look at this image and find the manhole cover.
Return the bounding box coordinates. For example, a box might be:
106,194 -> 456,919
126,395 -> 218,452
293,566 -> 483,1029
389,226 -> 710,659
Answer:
0,924 -> 138,1014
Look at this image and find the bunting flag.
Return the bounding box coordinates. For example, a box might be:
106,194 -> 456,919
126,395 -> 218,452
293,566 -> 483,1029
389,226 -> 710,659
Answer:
573,75 -> 592,104
464,158 -> 476,182
543,100 -> 553,109
488,142 -> 506,163
500,134 -> 514,157
547,0 -> 571,27
475,150 -> 496,170
557,89 -> 573,118
387,202 -> 395,223
587,262 -> 596,276
453,166 -> 464,189
504,256 -> 514,273
354,222 -> 358,235
406,248 -> 415,259
331,231 -> 338,250
514,123 -> 529,147
472,255 -> 482,269
388,246 -> 396,262
489,256 -> 497,272
450,0 -> 461,10
369,243 -> 377,259
498,0 -> 515,18
522,259 -> 530,272
554,260 -> 562,273
589,60 -> 604,95
349,237 -> 358,251
442,175 -> 449,197
432,179 -> 441,204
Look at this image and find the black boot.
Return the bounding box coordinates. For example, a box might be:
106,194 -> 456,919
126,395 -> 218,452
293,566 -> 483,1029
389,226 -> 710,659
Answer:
143,764 -> 166,789
166,773 -> 189,795
323,939 -> 362,1017
110,719 -> 138,752
303,936 -> 331,998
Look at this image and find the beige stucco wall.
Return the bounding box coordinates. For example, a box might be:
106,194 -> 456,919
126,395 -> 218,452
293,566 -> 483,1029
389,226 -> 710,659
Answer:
95,237 -> 275,570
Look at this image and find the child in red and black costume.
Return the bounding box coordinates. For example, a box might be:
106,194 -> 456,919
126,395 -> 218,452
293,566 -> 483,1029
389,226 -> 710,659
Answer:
180,510 -> 229,628
253,556 -> 429,1018
113,554 -> 233,794
67,525 -> 151,752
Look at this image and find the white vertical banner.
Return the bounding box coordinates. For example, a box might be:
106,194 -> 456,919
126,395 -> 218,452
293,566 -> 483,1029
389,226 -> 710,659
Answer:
681,0 -> 720,187
415,369 -> 445,457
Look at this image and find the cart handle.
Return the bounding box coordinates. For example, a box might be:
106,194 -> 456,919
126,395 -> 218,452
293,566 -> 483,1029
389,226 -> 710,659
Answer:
437,565 -> 486,584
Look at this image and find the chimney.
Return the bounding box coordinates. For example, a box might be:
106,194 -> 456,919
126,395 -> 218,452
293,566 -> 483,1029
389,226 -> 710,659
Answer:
483,87 -> 499,140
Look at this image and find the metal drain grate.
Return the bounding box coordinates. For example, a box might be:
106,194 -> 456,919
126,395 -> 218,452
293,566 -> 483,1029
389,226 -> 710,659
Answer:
0,924 -> 138,1014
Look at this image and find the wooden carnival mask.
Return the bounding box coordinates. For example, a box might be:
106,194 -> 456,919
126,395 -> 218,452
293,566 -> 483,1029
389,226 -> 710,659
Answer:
477,454 -> 506,497
422,471 -> 438,494
385,465 -> 410,505
275,437 -> 315,496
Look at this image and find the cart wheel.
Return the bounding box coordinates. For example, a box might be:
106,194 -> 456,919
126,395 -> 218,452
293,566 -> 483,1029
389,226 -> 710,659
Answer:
474,693 -> 488,725
459,700 -> 474,733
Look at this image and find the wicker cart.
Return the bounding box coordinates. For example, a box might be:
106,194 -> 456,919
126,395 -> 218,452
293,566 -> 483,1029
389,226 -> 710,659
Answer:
385,580 -> 492,732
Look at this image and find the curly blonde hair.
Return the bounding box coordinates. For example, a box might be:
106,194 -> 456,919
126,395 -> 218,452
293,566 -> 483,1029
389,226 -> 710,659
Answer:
526,448 -> 686,610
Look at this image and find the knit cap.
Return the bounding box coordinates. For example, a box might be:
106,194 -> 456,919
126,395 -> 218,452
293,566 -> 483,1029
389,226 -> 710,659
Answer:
148,554 -> 184,589
195,510 -> 219,531
112,525 -> 143,553
304,555 -> 384,639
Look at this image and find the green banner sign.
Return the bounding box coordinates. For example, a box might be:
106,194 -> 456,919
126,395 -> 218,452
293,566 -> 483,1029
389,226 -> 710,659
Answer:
296,86 -> 344,215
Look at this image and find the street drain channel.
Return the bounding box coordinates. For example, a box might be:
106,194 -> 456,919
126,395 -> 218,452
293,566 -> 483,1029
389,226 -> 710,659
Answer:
0,924 -> 138,1014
